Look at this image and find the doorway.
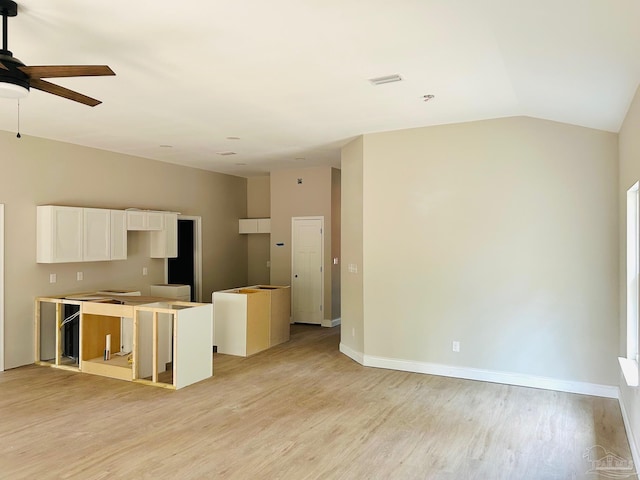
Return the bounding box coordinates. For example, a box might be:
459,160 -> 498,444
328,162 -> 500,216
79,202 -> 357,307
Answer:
291,216 -> 324,325
166,216 -> 202,302
0,204 -> 3,371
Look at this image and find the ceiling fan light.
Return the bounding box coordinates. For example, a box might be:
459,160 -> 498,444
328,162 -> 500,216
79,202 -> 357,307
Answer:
0,80 -> 28,98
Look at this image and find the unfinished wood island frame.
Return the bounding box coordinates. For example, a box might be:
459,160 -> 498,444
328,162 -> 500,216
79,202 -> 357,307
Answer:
35,293 -> 213,390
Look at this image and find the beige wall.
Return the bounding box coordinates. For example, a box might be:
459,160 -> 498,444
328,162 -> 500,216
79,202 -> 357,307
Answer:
619,84 -> 640,460
1,131 -> 247,369
247,176 -> 271,285
342,116 -> 619,386
340,137 -> 364,353
270,166 -> 340,322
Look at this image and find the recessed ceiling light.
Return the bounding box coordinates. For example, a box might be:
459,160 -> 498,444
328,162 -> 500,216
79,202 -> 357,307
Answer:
159,144 -> 173,148
368,74 -> 403,86
226,136 -> 241,140
235,163 -> 247,166
216,151 -> 237,156
295,157 -> 305,161
423,94 -> 435,102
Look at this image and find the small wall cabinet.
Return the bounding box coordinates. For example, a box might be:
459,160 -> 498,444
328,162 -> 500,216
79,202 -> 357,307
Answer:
126,210 -> 164,231
239,218 -> 271,234
37,206 -> 128,263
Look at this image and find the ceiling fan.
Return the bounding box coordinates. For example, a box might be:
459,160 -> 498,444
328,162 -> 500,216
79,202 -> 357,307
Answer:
0,0 -> 115,106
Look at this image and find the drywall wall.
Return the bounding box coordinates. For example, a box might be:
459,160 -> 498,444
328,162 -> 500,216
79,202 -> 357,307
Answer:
0,131 -> 247,369
340,137 -> 364,354
619,84 -> 640,462
349,116 -> 618,386
247,175 -> 271,285
270,166 -> 339,323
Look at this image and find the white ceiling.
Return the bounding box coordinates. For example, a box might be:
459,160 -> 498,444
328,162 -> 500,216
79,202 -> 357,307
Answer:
0,0 -> 639,177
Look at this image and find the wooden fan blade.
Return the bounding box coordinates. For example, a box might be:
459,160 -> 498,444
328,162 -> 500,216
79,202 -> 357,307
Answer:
30,78 -> 102,107
0,61 -> 7,70
18,65 -> 115,79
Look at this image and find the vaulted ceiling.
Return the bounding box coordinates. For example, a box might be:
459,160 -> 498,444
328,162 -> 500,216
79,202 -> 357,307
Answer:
0,0 -> 639,177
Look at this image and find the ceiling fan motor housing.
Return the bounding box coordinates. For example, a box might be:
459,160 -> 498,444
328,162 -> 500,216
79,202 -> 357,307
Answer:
0,53 -> 29,91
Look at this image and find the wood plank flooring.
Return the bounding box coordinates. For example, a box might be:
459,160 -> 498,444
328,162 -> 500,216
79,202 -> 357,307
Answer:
0,324 -> 635,480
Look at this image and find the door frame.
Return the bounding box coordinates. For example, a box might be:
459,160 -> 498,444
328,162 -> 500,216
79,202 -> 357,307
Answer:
0,204 -> 4,371
164,215 -> 203,302
291,216 -> 324,324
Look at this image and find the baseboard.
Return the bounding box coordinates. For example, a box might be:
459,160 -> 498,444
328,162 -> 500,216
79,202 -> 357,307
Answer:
322,317 -> 341,328
618,384 -> 640,470
339,342 -> 364,365
362,354 -> 619,399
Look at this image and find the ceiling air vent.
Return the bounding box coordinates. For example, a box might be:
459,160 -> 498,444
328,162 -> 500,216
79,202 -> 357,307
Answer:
368,74 -> 403,86
216,151 -> 237,156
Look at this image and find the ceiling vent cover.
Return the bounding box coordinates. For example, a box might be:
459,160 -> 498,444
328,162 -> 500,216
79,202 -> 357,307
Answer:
216,151 -> 237,156
368,74 -> 403,86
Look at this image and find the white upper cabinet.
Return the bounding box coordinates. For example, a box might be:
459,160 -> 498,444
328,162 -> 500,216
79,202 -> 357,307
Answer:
150,212 -> 178,258
83,208 -> 111,262
110,210 -> 127,260
239,218 -> 271,234
37,206 -> 129,263
127,210 -> 164,231
37,206 -> 83,263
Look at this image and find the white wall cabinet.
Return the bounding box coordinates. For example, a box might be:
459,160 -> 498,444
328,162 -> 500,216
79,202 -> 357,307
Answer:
37,206 -> 84,263
37,206 -> 129,263
239,218 -> 271,234
150,213 -> 178,258
127,210 -> 164,231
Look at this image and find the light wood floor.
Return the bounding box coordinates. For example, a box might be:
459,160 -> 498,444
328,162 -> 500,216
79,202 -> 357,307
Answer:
0,325 -> 635,480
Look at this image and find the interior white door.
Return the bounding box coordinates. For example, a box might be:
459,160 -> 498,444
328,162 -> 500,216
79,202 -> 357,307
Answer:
291,217 -> 323,324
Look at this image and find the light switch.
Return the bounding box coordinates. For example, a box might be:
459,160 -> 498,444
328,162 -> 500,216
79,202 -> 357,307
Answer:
49,273 -> 56,284
77,272 -> 83,281
142,267 -> 148,276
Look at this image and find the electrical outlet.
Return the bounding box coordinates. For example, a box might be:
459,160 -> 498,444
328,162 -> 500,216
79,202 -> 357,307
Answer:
49,273 -> 56,284
452,341 -> 460,353
76,271 -> 83,281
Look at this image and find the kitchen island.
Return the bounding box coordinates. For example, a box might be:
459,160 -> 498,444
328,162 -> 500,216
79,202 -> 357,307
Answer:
35,292 -> 213,390
212,285 -> 290,356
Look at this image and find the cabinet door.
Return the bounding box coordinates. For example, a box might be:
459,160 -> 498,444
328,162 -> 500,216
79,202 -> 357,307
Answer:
257,218 -> 271,233
147,212 -> 164,231
37,206 -> 83,263
150,213 -> 178,258
110,210 -> 127,260
83,208 -> 111,261
127,211 -> 146,230
239,219 -> 258,234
